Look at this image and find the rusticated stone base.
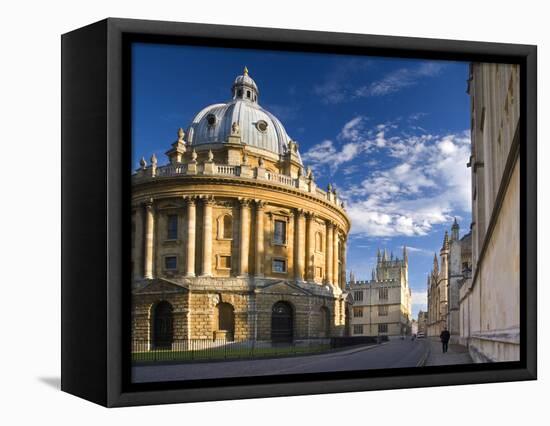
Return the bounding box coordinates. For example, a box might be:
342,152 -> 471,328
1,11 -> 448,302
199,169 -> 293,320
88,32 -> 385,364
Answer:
132,276 -> 351,345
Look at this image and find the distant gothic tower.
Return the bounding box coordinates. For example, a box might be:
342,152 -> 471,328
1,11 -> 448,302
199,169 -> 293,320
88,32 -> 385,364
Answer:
348,246 -> 412,337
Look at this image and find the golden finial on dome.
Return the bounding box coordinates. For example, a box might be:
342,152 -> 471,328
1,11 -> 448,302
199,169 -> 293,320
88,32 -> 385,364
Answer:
243,66 -> 249,76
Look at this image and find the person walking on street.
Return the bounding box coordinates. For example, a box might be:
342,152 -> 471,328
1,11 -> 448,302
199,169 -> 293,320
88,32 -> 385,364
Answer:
440,328 -> 451,353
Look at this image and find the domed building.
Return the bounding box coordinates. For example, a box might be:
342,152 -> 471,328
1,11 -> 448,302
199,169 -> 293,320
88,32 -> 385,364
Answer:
131,68 -> 351,349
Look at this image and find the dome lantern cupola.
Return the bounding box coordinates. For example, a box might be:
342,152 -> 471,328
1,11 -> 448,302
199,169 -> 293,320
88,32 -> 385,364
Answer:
232,66 -> 259,103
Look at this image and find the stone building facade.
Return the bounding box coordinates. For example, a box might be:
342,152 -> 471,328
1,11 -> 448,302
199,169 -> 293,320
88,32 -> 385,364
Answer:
427,233 -> 450,337
417,310 -> 428,335
448,219 -> 472,343
131,68 -> 352,349
348,248 -> 412,338
459,62 -> 520,362
427,219 -> 472,341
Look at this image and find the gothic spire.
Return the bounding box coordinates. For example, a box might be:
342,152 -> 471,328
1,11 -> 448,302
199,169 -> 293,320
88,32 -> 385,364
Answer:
403,245 -> 408,265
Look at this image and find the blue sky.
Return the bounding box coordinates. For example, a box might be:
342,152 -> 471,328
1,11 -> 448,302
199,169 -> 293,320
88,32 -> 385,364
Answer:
132,43 -> 472,319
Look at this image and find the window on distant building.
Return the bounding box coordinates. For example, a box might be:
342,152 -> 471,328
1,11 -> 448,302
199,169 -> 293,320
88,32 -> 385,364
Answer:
353,307 -> 363,318
378,305 -> 388,316
272,258 -> 287,273
273,220 -> 287,245
378,323 -> 388,334
353,291 -> 363,302
167,215 -> 178,240
353,324 -> 363,335
164,256 -> 177,271
379,287 -> 388,300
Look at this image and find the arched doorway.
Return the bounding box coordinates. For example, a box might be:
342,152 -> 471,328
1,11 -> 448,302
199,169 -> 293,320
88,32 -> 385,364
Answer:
319,306 -> 330,337
271,301 -> 293,343
151,301 -> 173,349
217,302 -> 235,341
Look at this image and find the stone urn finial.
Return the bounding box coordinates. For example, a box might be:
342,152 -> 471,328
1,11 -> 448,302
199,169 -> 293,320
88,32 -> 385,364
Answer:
177,127 -> 185,143
139,157 -> 147,170
191,148 -> 198,162
207,149 -> 214,162
150,153 -> 157,166
258,157 -> 265,167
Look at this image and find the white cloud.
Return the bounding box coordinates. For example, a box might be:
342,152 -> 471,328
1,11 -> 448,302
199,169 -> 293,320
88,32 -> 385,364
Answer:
355,62 -> 444,98
313,61 -> 443,104
411,290 -> 427,306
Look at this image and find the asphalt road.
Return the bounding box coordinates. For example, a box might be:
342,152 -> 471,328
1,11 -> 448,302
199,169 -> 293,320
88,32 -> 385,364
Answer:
132,338 -> 429,383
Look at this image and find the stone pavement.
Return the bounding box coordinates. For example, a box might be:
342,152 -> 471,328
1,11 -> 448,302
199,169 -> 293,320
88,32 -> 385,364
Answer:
424,337 -> 473,366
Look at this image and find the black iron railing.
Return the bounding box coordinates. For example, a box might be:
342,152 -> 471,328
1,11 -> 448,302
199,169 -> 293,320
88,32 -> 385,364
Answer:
132,336 -> 386,363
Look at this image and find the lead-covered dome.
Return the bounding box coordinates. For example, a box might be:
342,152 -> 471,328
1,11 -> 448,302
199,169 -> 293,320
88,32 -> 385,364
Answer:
185,67 -> 299,162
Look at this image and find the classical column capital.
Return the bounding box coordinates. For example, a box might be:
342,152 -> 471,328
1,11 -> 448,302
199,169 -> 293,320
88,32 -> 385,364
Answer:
254,199 -> 267,210
325,220 -> 334,229
200,195 -> 215,205
295,208 -> 305,216
182,195 -> 197,205
142,198 -> 154,209
238,197 -> 252,207
305,211 -> 316,220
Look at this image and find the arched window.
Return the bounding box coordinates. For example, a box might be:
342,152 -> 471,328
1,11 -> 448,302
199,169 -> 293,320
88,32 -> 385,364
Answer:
217,214 -> 233,239
246,90 -> 251,98
151,301 -> 173,349
315,232 -> 323,252
217,302 -> 235,341
223,215 -> 232,239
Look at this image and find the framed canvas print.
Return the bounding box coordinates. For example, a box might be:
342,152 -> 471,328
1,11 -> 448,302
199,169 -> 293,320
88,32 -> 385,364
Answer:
61,18 -> 537,407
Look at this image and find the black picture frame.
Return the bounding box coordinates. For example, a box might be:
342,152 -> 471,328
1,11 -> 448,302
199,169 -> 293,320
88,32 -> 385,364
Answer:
61,17 -> 537,407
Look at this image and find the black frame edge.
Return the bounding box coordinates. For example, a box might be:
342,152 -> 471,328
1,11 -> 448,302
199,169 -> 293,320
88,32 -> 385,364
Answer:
61,19 -> 109,406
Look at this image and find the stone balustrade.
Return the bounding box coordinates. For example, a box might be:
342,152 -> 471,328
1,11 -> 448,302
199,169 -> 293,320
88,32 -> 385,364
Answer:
133,162 -> 345,209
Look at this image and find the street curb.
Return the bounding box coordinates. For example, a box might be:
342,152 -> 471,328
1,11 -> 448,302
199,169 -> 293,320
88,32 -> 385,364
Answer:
416,340 -> 431,367
328,341 -> 390,357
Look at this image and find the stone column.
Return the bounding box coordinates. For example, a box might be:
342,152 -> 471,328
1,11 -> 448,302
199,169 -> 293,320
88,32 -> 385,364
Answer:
306,212 -> 315,282
201,196 -> 214,276
294,209 -> 305,281
185,196 -> 196,277
333,226 -> 339,287
143,199 -> 154,279
340,237 -> 347,289
239,198 -> 251,277
254,200 -> 266,277
325,221 -> 334,285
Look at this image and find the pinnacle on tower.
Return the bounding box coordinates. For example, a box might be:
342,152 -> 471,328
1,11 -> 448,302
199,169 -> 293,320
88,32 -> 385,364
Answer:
451,217 -> 460,241
243,66 -> 249,76
377,248 -> 381,263
433,252 -> 439,272
403,245 -> 408,265
441,230 -> 449,252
